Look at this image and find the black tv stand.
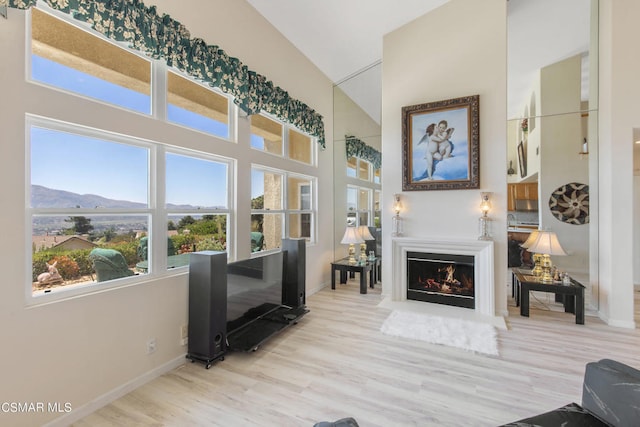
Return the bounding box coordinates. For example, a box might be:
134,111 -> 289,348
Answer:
227,305 -> 309,352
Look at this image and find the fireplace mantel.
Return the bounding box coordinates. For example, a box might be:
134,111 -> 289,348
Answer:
381,237 -> 505,328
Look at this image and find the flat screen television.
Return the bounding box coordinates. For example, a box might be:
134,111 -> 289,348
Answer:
226,251 -> 285,334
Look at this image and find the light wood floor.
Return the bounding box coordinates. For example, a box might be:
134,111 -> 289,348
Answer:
74,281 -> 640,427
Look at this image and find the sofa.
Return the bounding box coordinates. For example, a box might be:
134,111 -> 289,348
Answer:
501,359 -> 640,426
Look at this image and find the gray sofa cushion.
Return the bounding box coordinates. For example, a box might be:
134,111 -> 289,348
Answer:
500,402 -> 610,427
500,359 -> 640,427
581,359 -> 640,426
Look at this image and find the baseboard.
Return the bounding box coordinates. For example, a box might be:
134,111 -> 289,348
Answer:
43,354 -> 186,427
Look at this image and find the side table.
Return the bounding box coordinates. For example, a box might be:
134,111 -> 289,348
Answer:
512,269 -> 585,325
331,258 -> 372,294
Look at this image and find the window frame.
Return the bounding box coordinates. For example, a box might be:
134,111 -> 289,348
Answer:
28,6 -> 154,116
346,184 -> 373,228
26,115 -> 236,305
165,68 -> 237,142
250,165 -> 317,254
26,115 -> 155,304
250,112 -> 317,166
346,156 -> 376,182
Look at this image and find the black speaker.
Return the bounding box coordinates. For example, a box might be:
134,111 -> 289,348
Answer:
187,251 -> 227,368
282,238 -> 306,308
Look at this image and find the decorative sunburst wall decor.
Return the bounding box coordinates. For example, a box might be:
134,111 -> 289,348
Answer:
548,182 -> 589,225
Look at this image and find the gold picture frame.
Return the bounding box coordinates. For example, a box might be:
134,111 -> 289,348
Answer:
402,94 -> 480,191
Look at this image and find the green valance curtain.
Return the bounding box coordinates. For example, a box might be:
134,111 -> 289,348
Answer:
8,0 -> 326,147
345,135 -> 381,169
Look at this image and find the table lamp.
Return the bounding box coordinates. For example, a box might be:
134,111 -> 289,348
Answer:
356,225 -> 374,263
341,226 -> 364,265
526,230 -> 567,283
520,229 -> 542,276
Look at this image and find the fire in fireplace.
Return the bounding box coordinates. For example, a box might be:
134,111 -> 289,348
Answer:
406,251 -> 475,309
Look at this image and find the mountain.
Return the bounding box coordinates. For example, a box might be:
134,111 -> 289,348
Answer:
31,185 -> 147,209
30,185 -> 219,210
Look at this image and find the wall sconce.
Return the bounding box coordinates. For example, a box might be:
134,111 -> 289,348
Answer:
392,194 -> 403,237
341,226 -> 364,265
478,192 -> 492,240
357,225 -> 374,264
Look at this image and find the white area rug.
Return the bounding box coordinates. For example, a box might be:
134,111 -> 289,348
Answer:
380,310 -> 499,356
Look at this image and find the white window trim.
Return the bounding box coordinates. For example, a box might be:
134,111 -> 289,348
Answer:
165,66 -> 237,143
27,5 -> 155,117
250,111 -> 318,167
25,115 -> 236,306
250,165 -> 317,252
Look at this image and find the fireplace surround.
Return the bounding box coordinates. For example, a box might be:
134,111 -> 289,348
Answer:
385,237 -> 499,324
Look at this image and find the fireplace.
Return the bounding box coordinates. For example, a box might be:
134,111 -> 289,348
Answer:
388,237 -> 496,320
406,252 -> 475,309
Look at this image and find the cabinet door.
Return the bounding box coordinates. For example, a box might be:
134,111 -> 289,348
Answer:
507,184 -> 516,211
526,182 -> 538,200
514,183 -> 528,200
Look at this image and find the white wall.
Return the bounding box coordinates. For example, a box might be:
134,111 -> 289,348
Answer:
597,0 -> 640,327
381,0 -> 508,316
0,2 -> 334,425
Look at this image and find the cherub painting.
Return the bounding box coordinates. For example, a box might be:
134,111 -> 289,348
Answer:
402,95 -> 480,191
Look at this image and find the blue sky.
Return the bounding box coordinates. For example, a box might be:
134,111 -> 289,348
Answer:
31,55 -> 236,207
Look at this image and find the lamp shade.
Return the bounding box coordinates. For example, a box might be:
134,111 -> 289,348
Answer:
357,225 -> 374,241
526,230 -> 567,256
520,229 -> 541,249
341,227 -> 364,244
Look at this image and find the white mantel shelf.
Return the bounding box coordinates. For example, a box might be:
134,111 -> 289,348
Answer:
382,236 -> 506,329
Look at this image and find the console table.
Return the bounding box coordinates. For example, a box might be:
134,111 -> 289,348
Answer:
331,257 -> 378,294
512,268 -> 585,324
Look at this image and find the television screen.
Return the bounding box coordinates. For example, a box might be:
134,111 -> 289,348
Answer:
226,252 -> 284,333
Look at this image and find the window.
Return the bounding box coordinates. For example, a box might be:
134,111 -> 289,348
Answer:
346,156 -> 373,181
358,160 -> 370,181
346,157 -> 357,178
251,167 -> 316,252
29,119 -> 235,299
31,8 -> 151,114
374,168 -> 381,184
30,122 -> 151,296
251,113 -> 316,164
346,186 -> 371,227
374,190 -> 381,227
251,114 -> 283,155
288,128 -> 313,164
165,152 -> 231,269
288,176 -> 313,239
167,70 -> 231,139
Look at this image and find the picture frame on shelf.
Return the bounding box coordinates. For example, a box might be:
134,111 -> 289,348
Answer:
401,94 -> 480,191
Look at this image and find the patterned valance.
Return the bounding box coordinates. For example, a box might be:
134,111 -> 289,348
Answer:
7,0 -> 325,147
345,135 -> 381,169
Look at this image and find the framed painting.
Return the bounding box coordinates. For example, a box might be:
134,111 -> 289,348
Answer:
517,140 -> 527,178
402,94 -> 480,191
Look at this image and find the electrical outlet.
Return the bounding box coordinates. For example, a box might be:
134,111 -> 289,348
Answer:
180,325 -> 188,346
147,338 -> 157,354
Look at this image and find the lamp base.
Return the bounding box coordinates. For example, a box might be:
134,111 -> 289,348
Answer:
348,244 -> 357,265
540,254 -> 554,283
